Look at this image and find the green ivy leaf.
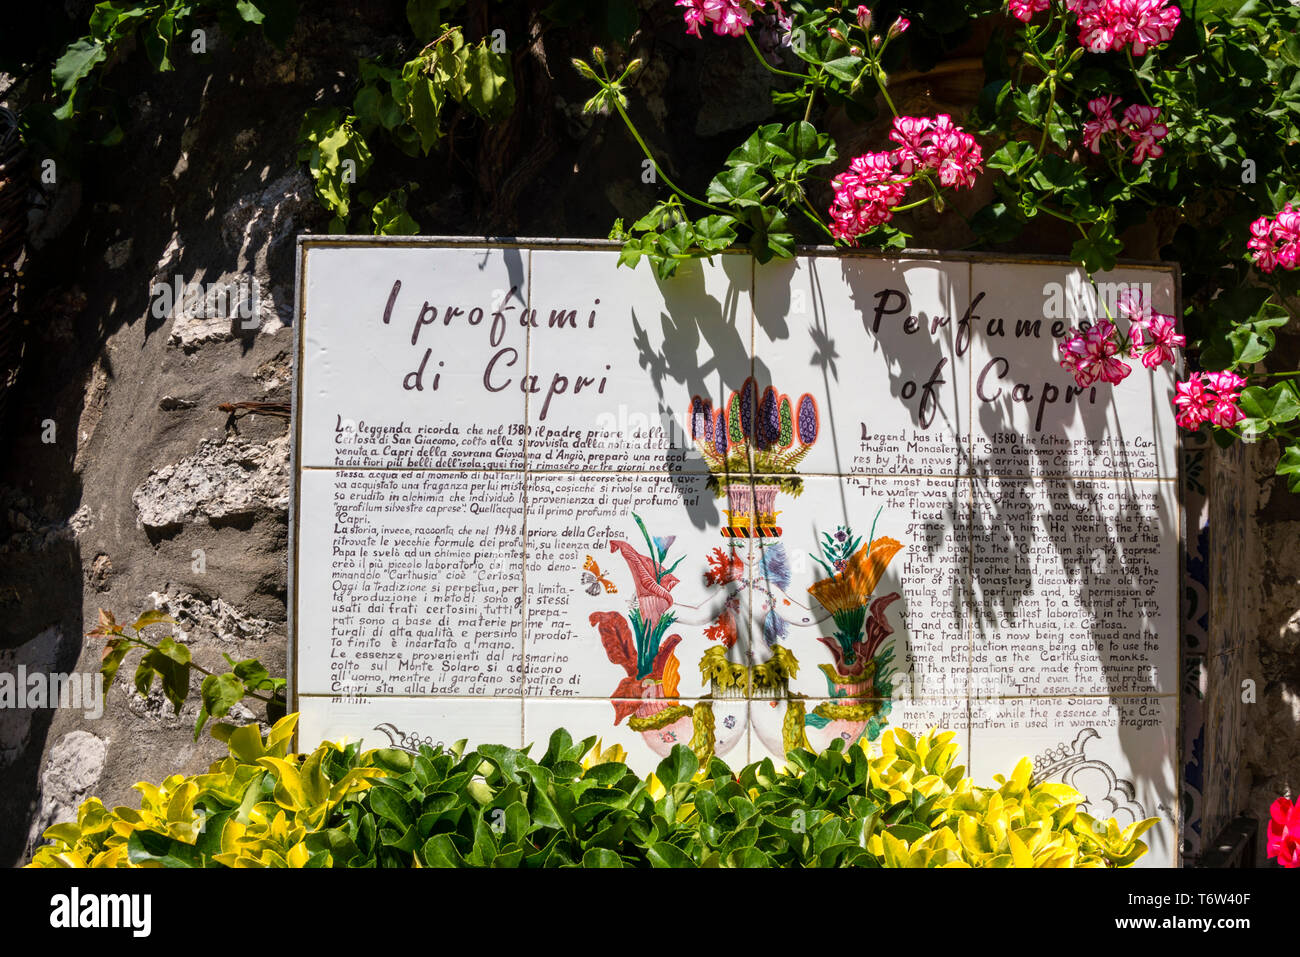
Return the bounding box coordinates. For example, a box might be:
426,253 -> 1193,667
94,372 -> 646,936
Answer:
820,55 -> 863,84
51,38 -> 106,108
1238,383 -> 1300,426
617,236 -> 649,269
407,0 -> 463,42
372,188 -> 420,235
707,167 -> 766,208
631,199 -> 683,233
100,639 -> 132,691
1070,222 -> 1123,273
770,120 -> 837,176
725,123 -> 783,173
655,221 -> 695,259
748,207 -> 795,263
986,141 -> 1035,176
235,1 -> 267,25
1228,301 -> 1289,365
693,214 -> 739,253
462,43 -> 515,122
1276,442 -> 1300,492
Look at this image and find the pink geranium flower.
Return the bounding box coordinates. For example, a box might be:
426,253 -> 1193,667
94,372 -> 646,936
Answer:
1248,204 -> 1300,273
1128,314 -> 1184,369
1120,104 -> 1168,164
1118,288 -> 1183,370
829,150 -> 909,242
677,0 -> 781,38
677,0 -> 708,36
831,114 -> 982,242
1068,0 -> 1180,56
1268,796 -> 1300,868
1059,320 -> 1131,387
888,114 -> 983,187
1081,95 -> 1121,153
1174,371 -> 1246,430
1008,0 -> 1051,22
1173,374 -> 1210,429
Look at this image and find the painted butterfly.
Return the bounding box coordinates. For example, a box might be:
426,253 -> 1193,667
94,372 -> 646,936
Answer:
581,555 -> 617,596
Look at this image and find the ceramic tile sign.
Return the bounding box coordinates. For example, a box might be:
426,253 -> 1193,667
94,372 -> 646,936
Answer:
292,239 -> 1182,864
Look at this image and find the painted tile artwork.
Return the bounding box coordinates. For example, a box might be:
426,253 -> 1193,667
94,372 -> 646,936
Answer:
292,240 -> 1182,865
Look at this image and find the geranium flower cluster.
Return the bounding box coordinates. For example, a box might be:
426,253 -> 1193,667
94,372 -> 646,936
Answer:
1059,320 -> 1130,386
828,152 -> 909,241
1173,372 -> 1246,430
1066,0 -> 1181,55
676,0 -> 782,38
829,115 -> 983,242
890,114 -> 984,188
1058,289 -> 1184,388
1247,203 -> 1300,274
1008,1 -> 1180,55
1081,97 -> 1168,164
1268,796 -> 1300,868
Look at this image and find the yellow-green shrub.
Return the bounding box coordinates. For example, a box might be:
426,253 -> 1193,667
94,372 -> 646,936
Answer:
27,720 -> 1158,868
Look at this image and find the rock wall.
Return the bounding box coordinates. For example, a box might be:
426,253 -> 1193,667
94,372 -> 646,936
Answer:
1242,433 -> 1300,864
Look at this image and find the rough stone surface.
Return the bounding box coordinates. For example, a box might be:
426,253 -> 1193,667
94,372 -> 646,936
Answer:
0,628 -> 64,767
131,434 -> 290,530
148,591 -> 282,645
26,731 -> 108,848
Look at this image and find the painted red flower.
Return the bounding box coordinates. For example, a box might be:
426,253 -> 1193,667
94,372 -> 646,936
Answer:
590,611 -> 682,724
705,546 -> 744,586
610,540 -> 678,627
816,592 -> 900,678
